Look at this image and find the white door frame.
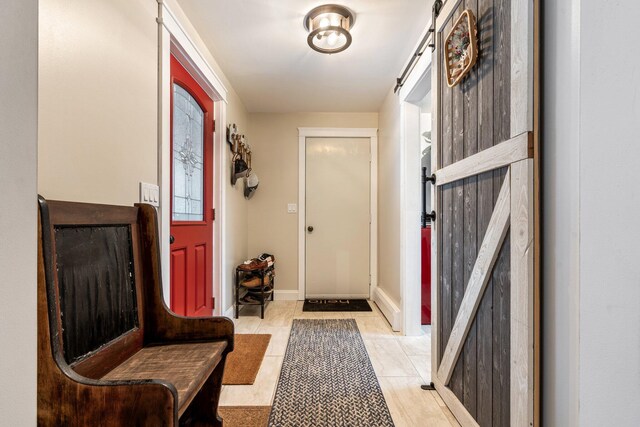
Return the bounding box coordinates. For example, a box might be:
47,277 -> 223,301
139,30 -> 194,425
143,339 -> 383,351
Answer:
158,0 -> 228,315
297,128 -> 378,301
397,31 -> 434,336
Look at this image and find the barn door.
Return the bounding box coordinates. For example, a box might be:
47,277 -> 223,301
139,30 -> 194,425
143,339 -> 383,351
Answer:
430,0 -> 539,426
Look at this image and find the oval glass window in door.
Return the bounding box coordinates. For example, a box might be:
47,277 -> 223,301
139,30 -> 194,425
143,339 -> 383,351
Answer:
172,84 -> 204,221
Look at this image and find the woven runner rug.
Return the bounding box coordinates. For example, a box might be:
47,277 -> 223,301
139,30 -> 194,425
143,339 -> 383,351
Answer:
268,319 -> 394,426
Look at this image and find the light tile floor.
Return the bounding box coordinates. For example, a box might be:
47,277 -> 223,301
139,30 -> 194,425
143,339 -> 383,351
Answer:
220,300 -> 459,427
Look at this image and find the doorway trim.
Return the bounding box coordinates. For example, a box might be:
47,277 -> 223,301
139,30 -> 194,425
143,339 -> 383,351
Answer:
158,0 -> 228,315
397,30 -> 434,336
297,128 -> 378,301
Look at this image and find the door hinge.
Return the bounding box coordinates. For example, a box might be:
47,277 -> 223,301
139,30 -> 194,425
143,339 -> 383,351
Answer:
212,208 -> 216,221
213,119 -> 216,132
211,297 -> 215,310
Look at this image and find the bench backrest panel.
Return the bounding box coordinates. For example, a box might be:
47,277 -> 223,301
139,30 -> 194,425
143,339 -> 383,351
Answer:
41,199 -> 146,378
54,225 -> 139,363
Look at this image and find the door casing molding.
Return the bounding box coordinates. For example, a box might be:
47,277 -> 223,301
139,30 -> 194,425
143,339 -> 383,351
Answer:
297,128 -> 378,301
398,32 -> 434,336
158,0 -> 228,314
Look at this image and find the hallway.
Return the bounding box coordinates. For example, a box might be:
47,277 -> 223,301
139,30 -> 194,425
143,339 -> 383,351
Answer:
222,301 -> 458,426
5,0 -> 640,425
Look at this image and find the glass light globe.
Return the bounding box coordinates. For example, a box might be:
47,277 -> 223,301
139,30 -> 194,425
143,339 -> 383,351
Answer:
327,32 -> 339,46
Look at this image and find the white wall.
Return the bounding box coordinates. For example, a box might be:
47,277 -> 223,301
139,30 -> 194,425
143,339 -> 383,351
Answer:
377,89 -> 402,306
0,0 -> 38,424
544,0 -> 640,425
577,1 -> 640,425
247,113 -> 379,297
38,0 -> 158,206
222,92 -> 252,313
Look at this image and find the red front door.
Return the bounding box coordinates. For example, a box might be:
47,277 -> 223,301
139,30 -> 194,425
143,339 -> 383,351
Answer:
170,55 -> 214,317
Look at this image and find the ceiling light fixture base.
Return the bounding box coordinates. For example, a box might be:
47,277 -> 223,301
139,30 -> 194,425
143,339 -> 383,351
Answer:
303,4 -> 356,54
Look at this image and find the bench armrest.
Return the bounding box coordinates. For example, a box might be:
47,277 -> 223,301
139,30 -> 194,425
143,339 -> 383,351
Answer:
148,312 -> 235,352
40,367 -> 178,426
136,204 -> 234,352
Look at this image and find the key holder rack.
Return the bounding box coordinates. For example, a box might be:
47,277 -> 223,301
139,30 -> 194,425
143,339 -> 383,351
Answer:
227,123 -> 253,186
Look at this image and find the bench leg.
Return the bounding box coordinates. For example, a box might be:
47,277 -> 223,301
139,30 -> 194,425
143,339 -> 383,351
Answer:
182,357 -> 226,426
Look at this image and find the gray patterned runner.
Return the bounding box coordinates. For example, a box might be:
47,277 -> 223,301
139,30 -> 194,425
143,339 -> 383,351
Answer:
268,319 -> 395,426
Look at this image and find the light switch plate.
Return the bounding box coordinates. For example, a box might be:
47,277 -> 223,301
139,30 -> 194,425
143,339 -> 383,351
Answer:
287,203 -> 297,214
140,182 -> 160,207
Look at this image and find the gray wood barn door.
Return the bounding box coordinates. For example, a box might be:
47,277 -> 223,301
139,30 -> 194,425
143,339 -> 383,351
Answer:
430,0 -> 539,426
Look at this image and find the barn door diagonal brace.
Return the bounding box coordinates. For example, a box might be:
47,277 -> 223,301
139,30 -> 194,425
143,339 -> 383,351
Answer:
437,169 -> 512,384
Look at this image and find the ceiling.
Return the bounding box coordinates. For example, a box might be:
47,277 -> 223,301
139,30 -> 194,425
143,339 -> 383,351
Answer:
177,0 -> 432,113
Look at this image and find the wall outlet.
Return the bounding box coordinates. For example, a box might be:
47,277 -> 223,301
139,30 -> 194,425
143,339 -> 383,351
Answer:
140,182 -> 160,207
287,203 -> 297,214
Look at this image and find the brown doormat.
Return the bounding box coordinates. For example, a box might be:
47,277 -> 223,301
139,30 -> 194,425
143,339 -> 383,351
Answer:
219,406 -> 271,427
222,334 -> 271,385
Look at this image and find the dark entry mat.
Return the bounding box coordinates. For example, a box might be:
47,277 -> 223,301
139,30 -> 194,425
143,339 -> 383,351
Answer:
302,299 -> 372,312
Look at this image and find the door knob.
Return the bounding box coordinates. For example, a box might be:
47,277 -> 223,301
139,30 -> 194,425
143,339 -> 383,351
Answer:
170,235 -> 175,244
307,226 -> 314,233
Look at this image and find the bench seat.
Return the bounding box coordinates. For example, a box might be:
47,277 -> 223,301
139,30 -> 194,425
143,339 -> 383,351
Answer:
103,341 -> 227,416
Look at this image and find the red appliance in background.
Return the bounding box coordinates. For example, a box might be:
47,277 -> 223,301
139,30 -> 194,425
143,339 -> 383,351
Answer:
421,225 -> 432,325
421,166 -> 434,325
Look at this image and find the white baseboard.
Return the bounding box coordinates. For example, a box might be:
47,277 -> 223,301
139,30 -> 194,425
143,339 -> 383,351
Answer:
373,287 -> 402,331
223,305 -> 234,318
275,290 -> 300,301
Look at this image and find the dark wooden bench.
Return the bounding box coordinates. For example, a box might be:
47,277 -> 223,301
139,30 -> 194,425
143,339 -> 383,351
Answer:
37,196 -> 234,426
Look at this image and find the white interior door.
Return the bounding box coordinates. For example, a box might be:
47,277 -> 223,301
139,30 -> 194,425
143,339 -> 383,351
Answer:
305,137 -> 370,299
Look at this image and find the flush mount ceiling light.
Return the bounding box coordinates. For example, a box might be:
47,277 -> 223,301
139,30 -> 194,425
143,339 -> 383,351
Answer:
303,4 -> 355,54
